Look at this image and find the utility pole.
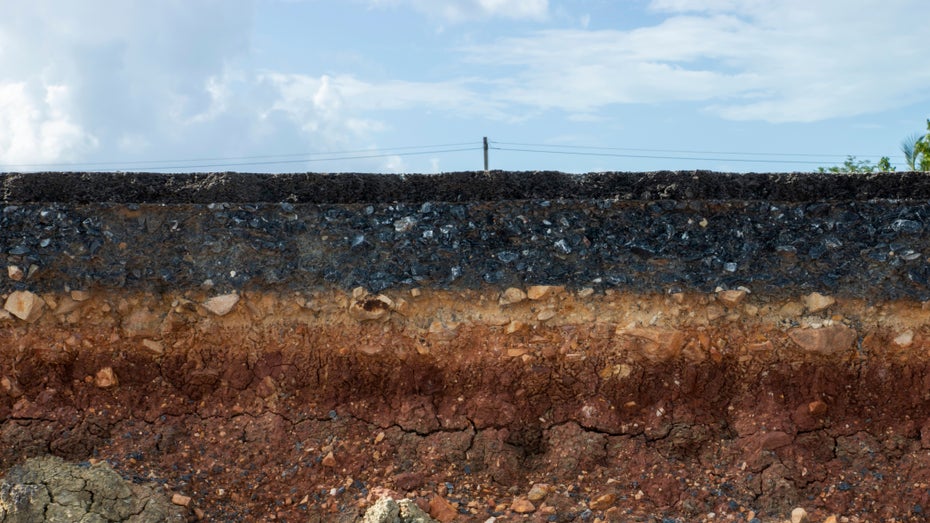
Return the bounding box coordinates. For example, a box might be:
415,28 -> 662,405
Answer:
483,137 -> 489,174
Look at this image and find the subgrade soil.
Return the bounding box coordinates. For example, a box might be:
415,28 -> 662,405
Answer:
4,288 -> 930,522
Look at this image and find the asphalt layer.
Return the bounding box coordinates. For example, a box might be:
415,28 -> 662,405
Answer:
3,170 -> 930,203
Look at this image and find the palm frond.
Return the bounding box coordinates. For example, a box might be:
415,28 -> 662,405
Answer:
901,133 -> 923,170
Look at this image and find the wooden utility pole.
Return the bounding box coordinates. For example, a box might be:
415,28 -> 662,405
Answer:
483,137 -> 489,174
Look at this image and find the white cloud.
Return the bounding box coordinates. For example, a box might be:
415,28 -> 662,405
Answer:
368,0 -> 548,22
463,0 -> 930,122
0,0 -> 253,166
648,0 -> 766,13
383,154 -> 406,172
0,82 -> 97,164
259,72 -> 504,142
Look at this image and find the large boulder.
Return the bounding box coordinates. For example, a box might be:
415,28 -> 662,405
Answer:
0,455 -> 189,522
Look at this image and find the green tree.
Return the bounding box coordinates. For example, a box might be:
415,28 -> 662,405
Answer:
900,120 -> 930,171
914,118 -> 930,171
877,156 -> 894,172
817,155 -> 893,173
901,132 -> 923,170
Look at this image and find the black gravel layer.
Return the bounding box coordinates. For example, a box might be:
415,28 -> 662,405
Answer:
3,198 -> 930,299
3,170 -> 930,203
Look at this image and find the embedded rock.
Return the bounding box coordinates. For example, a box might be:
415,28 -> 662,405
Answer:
7,265 -> 23,281
717,289 -> 748,307
363,498 -> 438,523
3,290 -> 45,322
202,293 -> 239,316
499,287 -> 526,306
803,292 -> 835,313
788,325 -> 857,355
526,285 -> 562,301
94,367 -> 119,388
349,294 -> 394,322
0,455 -> 187,522
618,327 -> 686,361
510,497 -> 536,514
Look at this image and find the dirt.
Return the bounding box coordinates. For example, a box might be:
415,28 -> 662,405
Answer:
4,288 -> 930,522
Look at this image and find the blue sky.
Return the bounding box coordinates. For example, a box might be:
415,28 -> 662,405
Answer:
1,0 -> 928,174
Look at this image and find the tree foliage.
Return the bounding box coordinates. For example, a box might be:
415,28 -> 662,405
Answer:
819,119 -> 929,173
817,155 -> 893,173
901,132 -> 923,170
913,120 -> 930,171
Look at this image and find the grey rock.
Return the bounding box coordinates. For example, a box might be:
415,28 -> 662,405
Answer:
0,455 -> 188,522
362,498 -> 400,523
361,497 -> 438,523
891,218 -> 921,234
397,499 -> 437,523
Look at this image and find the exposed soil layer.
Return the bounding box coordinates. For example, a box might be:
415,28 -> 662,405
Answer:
4,289 -> 930,522
4,171 -> 930,522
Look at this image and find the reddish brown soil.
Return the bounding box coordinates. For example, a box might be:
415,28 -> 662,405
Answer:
4,289 -> 930,522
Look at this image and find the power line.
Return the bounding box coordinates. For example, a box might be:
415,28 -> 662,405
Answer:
490,140 -> 891,161
112,146 -> 482,171
1,136 -> 908,173
0,142 -> 480,169
490,146 -> 853,166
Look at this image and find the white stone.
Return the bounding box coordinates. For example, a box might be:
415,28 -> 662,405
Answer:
527,285 -> 562,300
894,330 -> 914,347
803,292 -> 835,313
499,287 -> 526,306
203,293 -> 239,316
4,290 -> 46,322
717,289 -> 747,307
7,265 -> 23,281
94,367 -> 118,388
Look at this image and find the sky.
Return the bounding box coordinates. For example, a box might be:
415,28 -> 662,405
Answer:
1,0 -> 929,174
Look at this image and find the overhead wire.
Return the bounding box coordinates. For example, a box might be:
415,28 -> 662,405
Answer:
491,146 -> 834,166
490,141 -> 889,160
489,141 -> 896,166
103,146 -> 482,171
0,142 -> 481,170
0,138 -> 907,172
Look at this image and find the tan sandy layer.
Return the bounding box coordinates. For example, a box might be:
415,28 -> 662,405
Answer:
2,285 -> 929,362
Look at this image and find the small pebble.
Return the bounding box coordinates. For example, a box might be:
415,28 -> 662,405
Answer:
527,484 -> 548,502
510,497 -> 535,514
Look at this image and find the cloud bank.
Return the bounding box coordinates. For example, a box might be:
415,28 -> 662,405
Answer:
366,0 -> 549,22
1,0 -> 928,167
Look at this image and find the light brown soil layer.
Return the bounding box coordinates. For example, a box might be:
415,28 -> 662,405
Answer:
4,287 -> 930,522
